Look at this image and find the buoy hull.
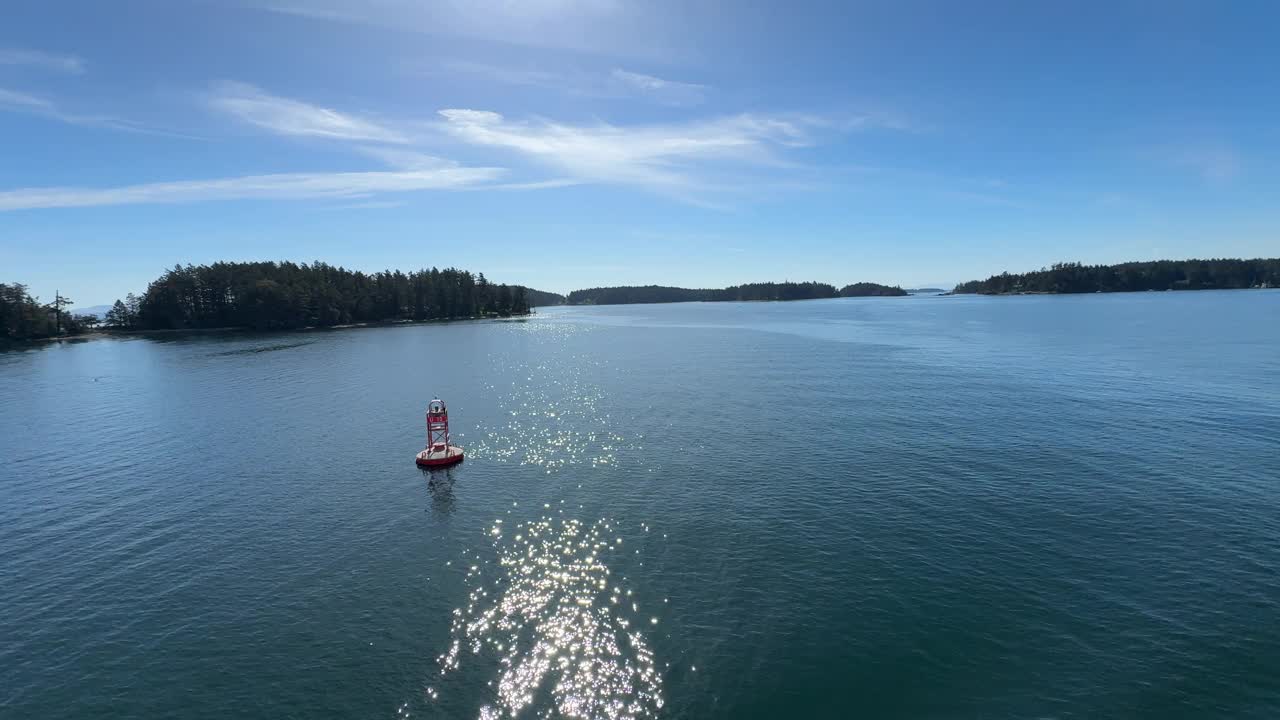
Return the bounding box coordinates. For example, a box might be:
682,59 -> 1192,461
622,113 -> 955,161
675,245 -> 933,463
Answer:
416,445 -> 464,468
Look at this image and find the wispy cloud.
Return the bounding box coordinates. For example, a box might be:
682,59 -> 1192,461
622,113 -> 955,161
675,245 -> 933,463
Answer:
0,48 -> 85,74
209,81 -> 407,143
333,199 -> 408,210
1161,142 -> 1241,183
0,87 -> 149,133
356,146 -> 459,170
0,88 -> 54,112
437,108 -> 823,198
610,68 -> 705,105
436,60 -> 567,91
435,61 -> 706,105
818,162 -> 1022,206
2,80 -> 876,210
0,166 -> 506,212
487,178 -> 582,191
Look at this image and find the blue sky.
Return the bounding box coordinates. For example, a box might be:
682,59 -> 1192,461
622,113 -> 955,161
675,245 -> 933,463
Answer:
1,0 -> 1276,305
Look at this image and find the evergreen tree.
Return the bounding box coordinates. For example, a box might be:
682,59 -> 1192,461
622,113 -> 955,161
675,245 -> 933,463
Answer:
105,300 -> 130,328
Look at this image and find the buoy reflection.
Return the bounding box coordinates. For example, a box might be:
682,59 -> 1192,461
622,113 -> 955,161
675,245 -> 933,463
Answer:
421,466 -> 458,516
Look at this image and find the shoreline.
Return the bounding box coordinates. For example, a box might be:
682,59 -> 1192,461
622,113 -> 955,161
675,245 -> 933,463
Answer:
560,285 -> 1279,307
952,286 -> 1278,297
2,311 -> 536,348
565,294 -> 909,308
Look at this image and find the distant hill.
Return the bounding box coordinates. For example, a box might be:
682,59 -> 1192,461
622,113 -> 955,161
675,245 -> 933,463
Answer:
522,288 -> 566,307
904,288 -> 944,294
72,304 -> 112,318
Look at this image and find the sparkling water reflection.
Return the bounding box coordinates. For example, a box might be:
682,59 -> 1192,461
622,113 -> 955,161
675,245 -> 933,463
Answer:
434,515 -> 663,719
468,359 -> 635,473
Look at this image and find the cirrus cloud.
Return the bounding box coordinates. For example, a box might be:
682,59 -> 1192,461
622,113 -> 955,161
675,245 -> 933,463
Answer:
0,48 -> 85,74
433,60 -> 706,105
436,107 -> 823,196
609,68 -> 705,105
0,166 -> 505,212
208,81 -> 407,143
1,79 -> 896,211
0,87 -> 152,133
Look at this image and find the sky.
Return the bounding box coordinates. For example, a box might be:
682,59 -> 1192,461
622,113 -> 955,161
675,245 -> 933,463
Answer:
1,0 -> 1277,305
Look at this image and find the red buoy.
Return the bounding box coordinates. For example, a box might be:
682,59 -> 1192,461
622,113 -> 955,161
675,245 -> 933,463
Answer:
415,398 -> 464,468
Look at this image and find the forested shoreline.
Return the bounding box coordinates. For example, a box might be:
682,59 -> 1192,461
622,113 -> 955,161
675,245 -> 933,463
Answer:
567,281 -> 905,305
9,257 -> 1278,344
3,262 -> 565,342
523,288 -> 567,308
954,259 -> 1280,295
118,262 -> 550,331
0,284 -> 98,342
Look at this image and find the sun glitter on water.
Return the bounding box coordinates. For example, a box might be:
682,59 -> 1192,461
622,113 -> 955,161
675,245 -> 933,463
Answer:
467,356 -> 639,473
433,515 -> 664,719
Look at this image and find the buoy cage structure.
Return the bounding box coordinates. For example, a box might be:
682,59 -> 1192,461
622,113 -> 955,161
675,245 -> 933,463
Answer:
416,398 -> 464,468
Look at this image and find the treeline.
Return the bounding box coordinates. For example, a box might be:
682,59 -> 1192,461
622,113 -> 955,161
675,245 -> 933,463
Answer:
716,282 -> 839,302
0,283 -> 98,342
105,261 -> 540,332
568,282 -> 839,305
954,259 -> 1280,295
524,288 -> 567,307
567,285 -> 712,305
567,281 -> 908,305
840,283 -> 908,297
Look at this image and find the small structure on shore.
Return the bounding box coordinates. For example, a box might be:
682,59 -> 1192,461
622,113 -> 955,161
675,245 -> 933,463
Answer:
416,398 -> 464,468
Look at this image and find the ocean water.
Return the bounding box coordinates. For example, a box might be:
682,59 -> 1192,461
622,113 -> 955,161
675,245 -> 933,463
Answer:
2,291 -> 1279,719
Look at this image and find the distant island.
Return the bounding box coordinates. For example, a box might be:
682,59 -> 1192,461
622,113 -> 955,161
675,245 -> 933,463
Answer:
954,259 -> 1280,295
567,285 -> 711,305
567,281 -> 905,305
2,261 -> 566,342
11,256 -> 1276,344
840,283 -> 909,297
905,288 -> 945,294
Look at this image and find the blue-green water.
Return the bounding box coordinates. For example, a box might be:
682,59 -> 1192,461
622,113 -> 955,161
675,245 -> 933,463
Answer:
3,291 -> 1279,719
